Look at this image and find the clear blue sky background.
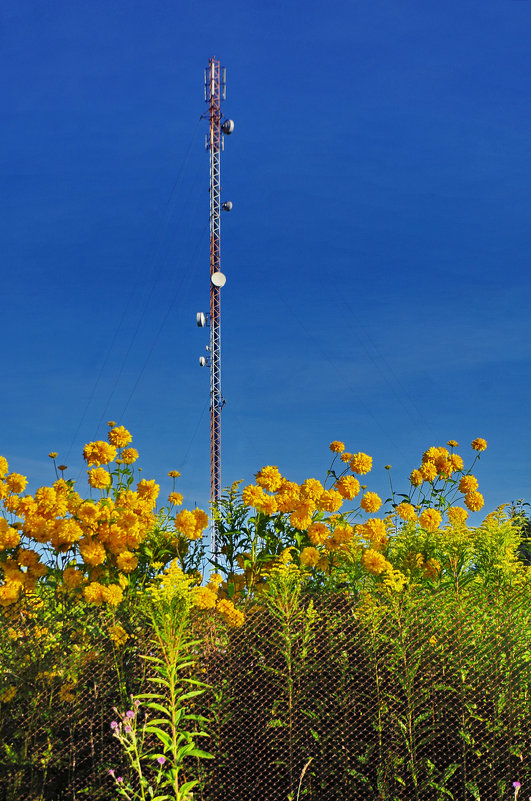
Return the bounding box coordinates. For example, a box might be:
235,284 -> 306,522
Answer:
1,0 -> 530,516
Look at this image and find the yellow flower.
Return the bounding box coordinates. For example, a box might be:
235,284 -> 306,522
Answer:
0,524 -> 20,551
410,469 -> 423,487
48,452 -> 58,459
471,438 -> 487,452
79,538 -> 107,567
208,572 -> 223,589
334,475 -> 360,500
289,500 -> 315,530
121,448 -> 139,464
329,441 -> 345,454
28,562 -> 48,578
256,494 -> 278,515
275,480 -> 299,513
5,473 -> 27,494
107,421 -> 117,427
458,475 -> 478,493
0,457 -> 8,479
307,522 -> 330,546
464,491 -> 484,512
168,492 -> 183,506
109,623 -> 129,647
175,509 -> 197,539
83,582 -> 105,605
435,456 -> 453,477
88,467 -> 111,489
0,582 -> 21,606
102,584 -> 124,606
116,551 -> 138,573
34,485 -> 57,514
63,567 -> 84,589
191,585 -> 218,609
108,426 -> 132,448
137,479 -> 159,504
192,508 -> 209,534
3,495 -> 20,514
349,452 -> 372,475
299,546 -> 320,567
16,548 -> 39,568
448,453 -> 464,471
216,598 -> 244,627
360,491 -> 382,514
255,465 -> 282,492
242,484 -> 267,508
418,508 -> 442,532
52,518 -> 83,549
83,441 -> 117,467
317,489 -> 343,513
168,470 -> 181,478
361,549 -> 389,575
420,462 -> 437,482
326,524 -> 355,549
340,452 -> 353,463
359,518 -> 388,549
395,502 -> 416,522
447,440 -> 459,448
448,506 -> 468,526
299,479 -> 324,502
422,447 -> 439,463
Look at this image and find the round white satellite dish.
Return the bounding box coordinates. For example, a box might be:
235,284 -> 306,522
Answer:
211,272 -> 227,287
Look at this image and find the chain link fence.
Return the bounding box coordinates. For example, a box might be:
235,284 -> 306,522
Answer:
1,584 -> 530,800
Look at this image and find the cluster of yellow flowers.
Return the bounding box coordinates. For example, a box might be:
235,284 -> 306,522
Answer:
155,562 -> 244,628
408,440 -> 486,513
235,437 -> 489,590
108,622 -> 130,647
0,425 -> 209,609
242,453 -> 373,531
191,572 -> 244,627
174,508 -> 209,540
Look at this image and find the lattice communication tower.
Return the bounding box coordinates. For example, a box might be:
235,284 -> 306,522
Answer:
197,57 -> 234,557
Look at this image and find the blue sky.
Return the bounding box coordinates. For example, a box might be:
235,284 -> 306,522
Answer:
1,0 -> 530,516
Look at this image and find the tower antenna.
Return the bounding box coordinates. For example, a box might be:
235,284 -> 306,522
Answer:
197,57 -> 234,558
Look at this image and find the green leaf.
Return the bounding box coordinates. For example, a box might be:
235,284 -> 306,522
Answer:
144,702 -> 171,716
177,779 -> 199,798
144,726 -> 172,749
188,747 -> 214,759
177,689 -> 205,702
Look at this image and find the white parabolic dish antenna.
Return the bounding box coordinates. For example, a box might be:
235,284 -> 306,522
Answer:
211,271 -> 227,287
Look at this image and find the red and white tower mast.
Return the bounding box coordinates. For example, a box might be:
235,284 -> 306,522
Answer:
197,58 -> 234,557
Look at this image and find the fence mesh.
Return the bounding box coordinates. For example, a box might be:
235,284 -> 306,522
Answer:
1,583 -> 530,800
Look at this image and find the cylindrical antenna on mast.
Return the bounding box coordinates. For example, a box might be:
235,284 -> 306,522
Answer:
197,58 -> 234,559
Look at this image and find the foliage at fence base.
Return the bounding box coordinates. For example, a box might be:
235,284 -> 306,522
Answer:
2,576 -> 530,801
200,575 -> 531,801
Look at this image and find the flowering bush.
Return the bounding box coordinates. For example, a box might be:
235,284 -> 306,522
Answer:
211,437 -> 528,604
0,429 -> 530,800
